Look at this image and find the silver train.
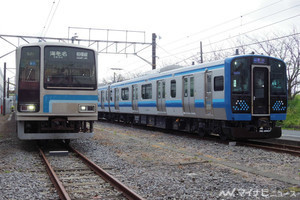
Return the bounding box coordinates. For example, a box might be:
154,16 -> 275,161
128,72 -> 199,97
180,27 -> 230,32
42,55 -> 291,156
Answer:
16,42 -> 98,140
98,55 -> 287,140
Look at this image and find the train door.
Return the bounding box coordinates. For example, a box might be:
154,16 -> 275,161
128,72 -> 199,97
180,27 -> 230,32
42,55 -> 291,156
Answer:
114,88 -> 119,110
101,91 -> 105,109
183,76 -> 195,113
252,66 -> 270,115
205,71 -> 213,115
157,80 -> 166,112
108,89 -> 112,112
132,84 -> 138,111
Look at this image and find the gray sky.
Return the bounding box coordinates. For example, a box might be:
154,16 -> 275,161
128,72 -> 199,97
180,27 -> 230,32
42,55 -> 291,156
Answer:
0,0 -> 299,82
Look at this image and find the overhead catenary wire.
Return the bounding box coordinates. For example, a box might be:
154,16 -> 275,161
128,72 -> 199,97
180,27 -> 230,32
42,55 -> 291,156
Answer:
162,5 -> 300,59
161,0 -> 284,47
128,16 -> 300,74
105,3 -> 299,75
172,32 -> 300,66
104,0 -> 286,72
102,2 -> 300,81
40,1 -> 56,37
41,0 -> 61,37
160,13 -> 300,61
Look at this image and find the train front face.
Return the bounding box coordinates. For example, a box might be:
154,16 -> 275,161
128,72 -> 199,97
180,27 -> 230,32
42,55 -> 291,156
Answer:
16,43 -> 98,140
225,55 -> 287,139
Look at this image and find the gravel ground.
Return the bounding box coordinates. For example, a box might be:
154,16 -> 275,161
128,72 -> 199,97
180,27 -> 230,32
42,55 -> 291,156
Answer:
1,114 -> 299,199
71,121 -> 300,199
0,114 -> 59,200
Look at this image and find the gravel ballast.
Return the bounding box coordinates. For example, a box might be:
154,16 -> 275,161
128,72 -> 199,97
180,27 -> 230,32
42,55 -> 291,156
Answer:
0,115 -> 299,199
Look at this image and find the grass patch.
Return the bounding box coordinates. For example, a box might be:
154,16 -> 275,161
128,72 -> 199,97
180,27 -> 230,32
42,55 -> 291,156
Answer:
279,95 -> 300,130
287,186 -> 300,193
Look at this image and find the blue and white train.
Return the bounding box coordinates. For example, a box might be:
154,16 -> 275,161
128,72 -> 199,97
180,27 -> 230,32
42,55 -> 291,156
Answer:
16,42 -> 98,140
98,54 -> 287,139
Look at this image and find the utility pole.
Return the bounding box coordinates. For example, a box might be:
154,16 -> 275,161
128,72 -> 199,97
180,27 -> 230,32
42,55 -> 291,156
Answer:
152,33 -> 157,70
200,41 -> 203,63
3,63 -> 6,115
7,78 -> 9,98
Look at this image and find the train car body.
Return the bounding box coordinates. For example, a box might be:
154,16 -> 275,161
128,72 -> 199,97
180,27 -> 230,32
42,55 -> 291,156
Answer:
98,55 -> 287,139
16,42 -> 98,140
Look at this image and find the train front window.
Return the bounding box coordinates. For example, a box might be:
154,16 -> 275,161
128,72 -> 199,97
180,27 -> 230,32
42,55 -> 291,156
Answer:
270,59 -> 287,95
231,58 -> 250,94
18,46 -> 40,112
44,46 -> 96,89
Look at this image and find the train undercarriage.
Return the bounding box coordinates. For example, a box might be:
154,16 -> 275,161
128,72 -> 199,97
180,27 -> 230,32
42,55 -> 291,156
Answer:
99,112 -> 282,140
17,117 -> 94,140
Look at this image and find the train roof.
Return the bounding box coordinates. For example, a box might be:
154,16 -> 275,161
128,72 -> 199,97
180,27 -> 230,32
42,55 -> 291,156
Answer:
101,59 -> 224,89
98,54 -> 285,90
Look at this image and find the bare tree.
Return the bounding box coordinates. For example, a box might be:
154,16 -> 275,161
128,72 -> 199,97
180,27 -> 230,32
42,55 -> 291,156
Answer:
194,29 -> 299,99
249,30 -> 300,99
100,73 -> 126,85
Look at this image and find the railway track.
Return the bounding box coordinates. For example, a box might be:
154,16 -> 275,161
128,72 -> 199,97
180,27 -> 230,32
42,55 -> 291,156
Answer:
39,145 -> 144,200
236,140 -> 300,157
96,121 -> 300,157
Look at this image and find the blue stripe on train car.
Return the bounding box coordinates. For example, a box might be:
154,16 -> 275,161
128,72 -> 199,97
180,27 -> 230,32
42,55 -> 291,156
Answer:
43,94 -> 98,113
195,99 -> 204,108
212,99 -> 225,108
138,101 -> 156,107
119,102 -> 132,107
231,114 -> 252,121
165,100 -> 182,107
270,113 -> 286,121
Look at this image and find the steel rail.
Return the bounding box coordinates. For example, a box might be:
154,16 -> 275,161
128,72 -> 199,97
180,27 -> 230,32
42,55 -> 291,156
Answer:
38,148 -> 71,200
68,146 -> 145,200
237,141 -> 300,157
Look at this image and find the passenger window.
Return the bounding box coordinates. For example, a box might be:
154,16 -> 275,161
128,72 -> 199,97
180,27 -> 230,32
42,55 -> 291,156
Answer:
158,81 -> 161,98
162,81 -> 165,98
214,76 -> 224,91
190,77 -> 194,97
184,78 -> 188,97
171,80 -> 176,98
101,91 -> 105,102
142,84 -> 152,99
132,85 -> 138,100
121,88 -> 129,100
115,88 -> 119,101
207,75 -> 212,92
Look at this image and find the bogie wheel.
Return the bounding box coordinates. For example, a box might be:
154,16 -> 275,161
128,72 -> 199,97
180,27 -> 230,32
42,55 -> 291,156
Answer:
197,128 -> 207,138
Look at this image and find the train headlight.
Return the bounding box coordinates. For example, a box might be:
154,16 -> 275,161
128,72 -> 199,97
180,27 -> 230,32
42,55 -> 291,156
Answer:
20,104 -> 37,112
80,105 -> 87,111
28,105 -> 36,111
79,105 -> 95,112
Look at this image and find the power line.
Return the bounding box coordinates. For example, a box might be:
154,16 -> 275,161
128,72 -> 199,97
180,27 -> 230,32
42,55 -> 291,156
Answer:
162,4 -> 300,58
161,0 -> 284,47
173,32 -> 300,65
103,0 -> 286,72
41,0 -> 61,37
160,13 -> 300,61
112,12 -> 300,75
41,1 -> 56,37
